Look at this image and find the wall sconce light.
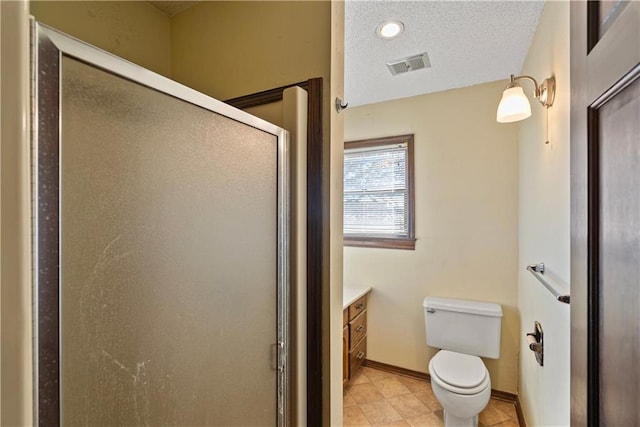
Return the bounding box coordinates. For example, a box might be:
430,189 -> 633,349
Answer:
496,74 -> 555,123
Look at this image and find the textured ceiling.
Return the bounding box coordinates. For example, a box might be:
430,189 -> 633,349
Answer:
345,1 -> 544,106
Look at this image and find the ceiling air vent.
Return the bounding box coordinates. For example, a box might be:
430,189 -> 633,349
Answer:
386,52 -> 431,76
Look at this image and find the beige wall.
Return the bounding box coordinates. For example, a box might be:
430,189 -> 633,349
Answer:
344,80 -> 520,393
245,102 -> 284,128
30,1 -> 171,77
517,2 -> 571,426
329,1 -> 345,425
170,1 -> 331,101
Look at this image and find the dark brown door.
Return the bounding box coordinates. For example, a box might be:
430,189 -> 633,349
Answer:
571,2 -> 640,426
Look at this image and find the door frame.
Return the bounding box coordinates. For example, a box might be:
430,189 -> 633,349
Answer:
226,78 -> 325,427
570,2 -> 640,425
33,22 -> 291,426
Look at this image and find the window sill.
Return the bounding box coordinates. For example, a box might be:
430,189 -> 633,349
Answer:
344,236 -> 416,250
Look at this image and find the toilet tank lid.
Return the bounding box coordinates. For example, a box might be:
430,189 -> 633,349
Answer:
423,296 -> 503,317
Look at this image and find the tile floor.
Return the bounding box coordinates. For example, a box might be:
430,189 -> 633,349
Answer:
343,366 -> 520,427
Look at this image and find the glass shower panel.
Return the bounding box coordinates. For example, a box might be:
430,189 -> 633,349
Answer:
60,56 -> 278,426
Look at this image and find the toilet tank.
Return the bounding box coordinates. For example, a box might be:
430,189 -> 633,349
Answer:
423,296 -> 503,359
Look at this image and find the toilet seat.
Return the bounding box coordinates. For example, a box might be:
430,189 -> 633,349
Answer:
429,350 -> 489,395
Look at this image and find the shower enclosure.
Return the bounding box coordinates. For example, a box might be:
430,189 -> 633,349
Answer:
33,23 -> 289,426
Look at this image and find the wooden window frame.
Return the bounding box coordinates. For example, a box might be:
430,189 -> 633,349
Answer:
344,134 -> 416,250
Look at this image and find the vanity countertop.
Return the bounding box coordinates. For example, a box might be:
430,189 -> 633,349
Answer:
343,286 -> 372,309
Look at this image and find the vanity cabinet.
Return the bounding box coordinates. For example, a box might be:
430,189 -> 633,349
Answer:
343,324 -> 349,386
343,294 -> 368,385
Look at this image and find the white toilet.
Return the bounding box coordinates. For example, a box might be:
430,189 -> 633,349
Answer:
423,296 -> 503,427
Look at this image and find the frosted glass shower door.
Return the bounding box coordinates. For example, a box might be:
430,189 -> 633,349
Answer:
34,24 -> 288,426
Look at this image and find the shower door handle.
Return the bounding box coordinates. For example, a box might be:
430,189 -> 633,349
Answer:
272,342 -> 285,372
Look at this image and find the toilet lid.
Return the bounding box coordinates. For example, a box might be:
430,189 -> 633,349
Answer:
431,350 -> 487,389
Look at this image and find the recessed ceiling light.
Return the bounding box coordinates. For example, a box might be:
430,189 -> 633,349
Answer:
376,20 -> 404,39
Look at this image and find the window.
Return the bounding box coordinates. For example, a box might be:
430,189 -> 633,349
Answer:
343,134 -> 415,250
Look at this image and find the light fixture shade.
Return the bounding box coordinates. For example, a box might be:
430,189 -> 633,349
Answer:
496,86 -> 532,123
377,21 -> 404,39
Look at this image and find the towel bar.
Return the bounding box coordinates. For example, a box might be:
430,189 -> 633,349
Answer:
526,263 -> 570,304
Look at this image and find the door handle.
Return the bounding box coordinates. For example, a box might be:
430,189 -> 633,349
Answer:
271,342 -> 285,372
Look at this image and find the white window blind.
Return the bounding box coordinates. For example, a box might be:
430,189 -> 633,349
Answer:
344,143 -> 409,237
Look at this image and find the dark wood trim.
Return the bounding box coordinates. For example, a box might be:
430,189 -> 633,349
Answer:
515,395 -> 527,427
344,237 -> 416,250
225,78 -> 325,427
362,359 -> 430,382
583,65 -> 640,427
225,81 -> 309,110
490,389 -> 518,403
586,0 -> 599,54
344,134 -> 415,250
362,359 -> 519,404
344,134 -> 413,150
586,106 -> 600,425
406,133 -> 415,244
304,78 -> 324,427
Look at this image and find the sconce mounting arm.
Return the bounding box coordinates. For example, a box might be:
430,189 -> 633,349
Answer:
509,74 -> 555,108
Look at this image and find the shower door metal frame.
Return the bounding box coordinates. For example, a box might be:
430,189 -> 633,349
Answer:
32,22 -> 290,427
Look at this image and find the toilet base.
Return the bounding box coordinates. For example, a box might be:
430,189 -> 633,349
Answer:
428,351 -> 491,427
444,410 -> 478,427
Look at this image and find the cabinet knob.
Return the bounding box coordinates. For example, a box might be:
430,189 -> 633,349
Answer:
356,352 -> 365,360
356,303 -> 364,310
356,325 -> 364,333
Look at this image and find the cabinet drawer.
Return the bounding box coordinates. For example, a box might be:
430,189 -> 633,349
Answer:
349,337 -> 366,375
348,295 -> 367,321
349,310 -> 367,351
